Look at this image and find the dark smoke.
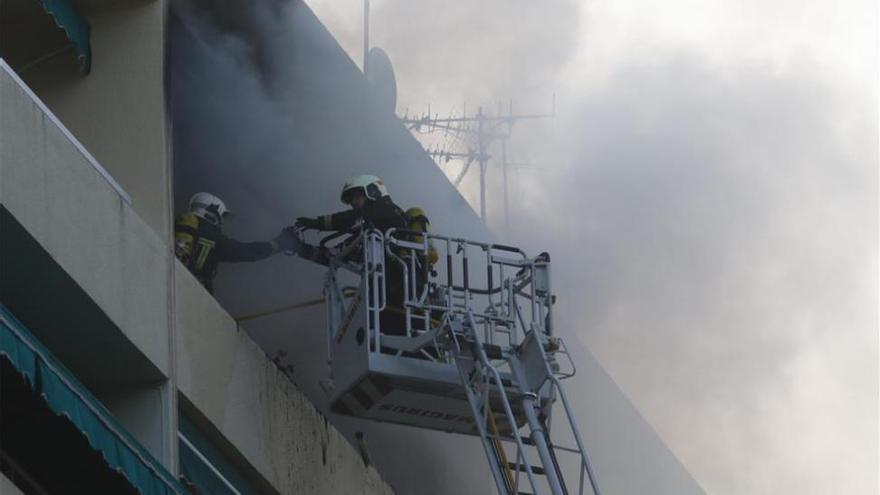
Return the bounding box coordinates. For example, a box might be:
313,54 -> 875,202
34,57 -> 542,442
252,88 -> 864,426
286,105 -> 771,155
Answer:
170,1 -> 496,493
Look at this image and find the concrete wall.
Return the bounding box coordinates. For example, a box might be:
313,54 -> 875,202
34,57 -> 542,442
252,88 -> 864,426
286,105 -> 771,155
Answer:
1,59 -> 175,467
19,0 -> 170,238
175,265 -> 394,495
0,62 -> 171,382
1,62 -> 172,377
99,383 -> 171,463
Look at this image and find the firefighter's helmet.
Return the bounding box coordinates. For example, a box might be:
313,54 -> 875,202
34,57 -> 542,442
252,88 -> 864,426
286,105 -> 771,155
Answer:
340,175 -> 389,204
189,192 -> 230,225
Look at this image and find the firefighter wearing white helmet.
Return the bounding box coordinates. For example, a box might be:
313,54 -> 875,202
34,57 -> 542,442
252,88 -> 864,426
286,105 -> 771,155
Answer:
292,175 -> 409,334
175,192 -> 297,293
339,174 -> 389,205
188,192 -> 231,225
294,174 -> 404,234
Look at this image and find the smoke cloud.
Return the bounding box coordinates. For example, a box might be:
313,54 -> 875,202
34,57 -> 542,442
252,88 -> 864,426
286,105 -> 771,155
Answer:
309,1 -> 878,494
533,54 -> 877,494
172,0 -> 878,493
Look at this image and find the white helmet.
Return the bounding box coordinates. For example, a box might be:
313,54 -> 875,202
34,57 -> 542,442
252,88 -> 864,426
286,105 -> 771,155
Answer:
340,174 -> 389,204
189,192 -> 230,225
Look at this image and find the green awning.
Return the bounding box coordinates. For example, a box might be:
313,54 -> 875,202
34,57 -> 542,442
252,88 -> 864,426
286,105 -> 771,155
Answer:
0,304 -> 186,495
39,0 -> 91,74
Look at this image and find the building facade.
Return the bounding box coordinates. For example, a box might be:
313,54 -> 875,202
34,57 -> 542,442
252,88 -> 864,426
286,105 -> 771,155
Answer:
2,1 -> 706,494
1,1 -> 393,493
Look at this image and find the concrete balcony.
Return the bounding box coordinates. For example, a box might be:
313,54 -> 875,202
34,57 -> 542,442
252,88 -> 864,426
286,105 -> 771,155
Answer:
1,60 -> 393,494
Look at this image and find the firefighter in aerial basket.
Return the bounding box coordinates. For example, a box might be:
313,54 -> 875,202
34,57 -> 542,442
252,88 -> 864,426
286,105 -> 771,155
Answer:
174,192 -> 297,294
290,174 -> 413,335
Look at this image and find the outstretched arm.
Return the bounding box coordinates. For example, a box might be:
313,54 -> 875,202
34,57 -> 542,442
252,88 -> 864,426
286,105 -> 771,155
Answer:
298,208 -> 361,232
299,201 -> 403,233
216,235 -> 277,263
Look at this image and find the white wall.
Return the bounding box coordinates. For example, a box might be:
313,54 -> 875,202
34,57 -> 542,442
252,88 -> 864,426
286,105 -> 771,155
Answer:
1,0 -> 174,379
98,383 -> 171,466
1,61 -> 172,379
20,0 -> 170,238
1,60 -> 174,466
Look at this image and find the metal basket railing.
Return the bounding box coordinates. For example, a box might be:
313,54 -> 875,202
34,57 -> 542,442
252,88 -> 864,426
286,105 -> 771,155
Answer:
322,228 -> 556,363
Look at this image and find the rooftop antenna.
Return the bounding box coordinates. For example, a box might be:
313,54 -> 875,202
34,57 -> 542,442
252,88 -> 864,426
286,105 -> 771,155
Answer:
363,0 -> 370,77
402,96 -> 555,229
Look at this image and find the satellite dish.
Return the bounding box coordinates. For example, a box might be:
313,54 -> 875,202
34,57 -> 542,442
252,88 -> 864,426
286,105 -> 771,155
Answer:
366,47 -> 397,114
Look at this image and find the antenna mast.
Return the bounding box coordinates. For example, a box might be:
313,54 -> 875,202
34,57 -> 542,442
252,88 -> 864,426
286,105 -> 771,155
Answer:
402,98 -> 554,228
363,0 -> 370,77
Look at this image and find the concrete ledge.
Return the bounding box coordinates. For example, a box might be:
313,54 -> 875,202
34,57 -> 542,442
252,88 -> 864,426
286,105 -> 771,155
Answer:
0,59 -> 130,203
0,62 -> 171,375
174,265 -> 394,495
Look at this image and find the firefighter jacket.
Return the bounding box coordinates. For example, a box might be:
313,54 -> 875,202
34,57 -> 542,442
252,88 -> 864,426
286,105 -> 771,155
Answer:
174,213 -> 276,293
317,195 -> 407,233
299,196 -> 409,335
298,196 -> 407,266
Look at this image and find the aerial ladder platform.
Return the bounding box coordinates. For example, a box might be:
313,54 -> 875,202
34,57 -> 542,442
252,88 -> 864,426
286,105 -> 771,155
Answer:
316,227 -> 602,495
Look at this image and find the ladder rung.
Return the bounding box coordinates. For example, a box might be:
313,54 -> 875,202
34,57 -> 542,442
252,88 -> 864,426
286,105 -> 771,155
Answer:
507,462 -> 545,476
550,444 -> 582,454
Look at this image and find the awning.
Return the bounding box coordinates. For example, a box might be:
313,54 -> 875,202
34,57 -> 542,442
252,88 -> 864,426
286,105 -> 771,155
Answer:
38,0 -> 91,74
0,304 -> 186,495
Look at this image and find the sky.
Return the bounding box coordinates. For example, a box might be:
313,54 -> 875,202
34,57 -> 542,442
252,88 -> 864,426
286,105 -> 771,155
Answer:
305,1 -> 878,494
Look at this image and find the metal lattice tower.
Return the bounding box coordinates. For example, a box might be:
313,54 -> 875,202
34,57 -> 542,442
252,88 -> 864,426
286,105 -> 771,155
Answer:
401,98 -> 554,229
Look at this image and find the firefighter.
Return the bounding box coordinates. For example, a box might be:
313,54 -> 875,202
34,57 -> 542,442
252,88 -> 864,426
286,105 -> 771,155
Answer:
292,175 -> 409,335
292,174 -> 407,263
175,192 -> 296,293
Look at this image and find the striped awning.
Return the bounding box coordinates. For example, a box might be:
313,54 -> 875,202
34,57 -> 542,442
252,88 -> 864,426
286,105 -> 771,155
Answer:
0,304 -> 186,495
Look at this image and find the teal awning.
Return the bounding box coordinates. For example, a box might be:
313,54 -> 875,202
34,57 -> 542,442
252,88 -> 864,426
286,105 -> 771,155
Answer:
39,0 -> 91,74
0,304 -> 186,495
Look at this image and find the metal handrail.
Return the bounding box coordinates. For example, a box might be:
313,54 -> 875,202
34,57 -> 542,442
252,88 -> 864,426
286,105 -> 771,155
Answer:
321,228 -> 555,363
318,229 -> 600,495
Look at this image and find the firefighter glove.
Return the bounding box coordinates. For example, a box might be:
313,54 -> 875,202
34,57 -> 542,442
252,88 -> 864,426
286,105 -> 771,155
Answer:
274,226 -> 301,254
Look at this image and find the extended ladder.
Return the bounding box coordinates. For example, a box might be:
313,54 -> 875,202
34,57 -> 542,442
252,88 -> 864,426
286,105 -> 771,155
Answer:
446,313 -> 602,495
